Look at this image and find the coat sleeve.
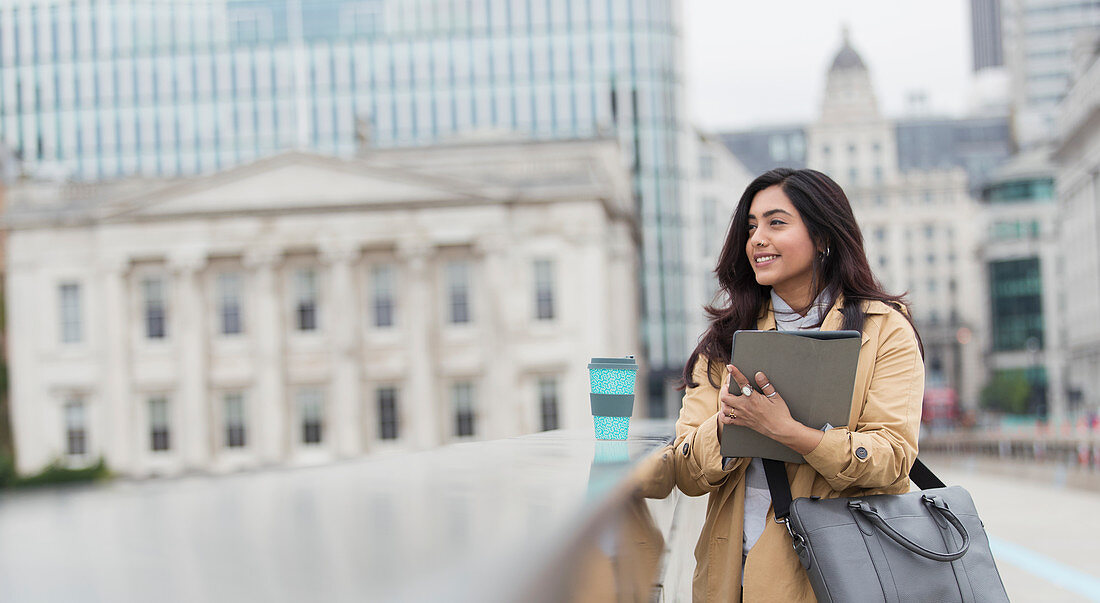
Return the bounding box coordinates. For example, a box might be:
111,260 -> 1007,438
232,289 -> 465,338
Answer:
673,355 -> 749,497
802,313 -> 924,491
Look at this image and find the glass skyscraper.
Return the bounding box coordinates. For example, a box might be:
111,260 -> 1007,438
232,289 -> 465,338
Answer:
0,0 -> 687,407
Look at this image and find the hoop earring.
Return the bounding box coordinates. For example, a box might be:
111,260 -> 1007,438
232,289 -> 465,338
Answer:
821,246 -> 831,258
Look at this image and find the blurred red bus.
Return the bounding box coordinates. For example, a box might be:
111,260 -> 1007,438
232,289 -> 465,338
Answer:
922,386 -> 958,427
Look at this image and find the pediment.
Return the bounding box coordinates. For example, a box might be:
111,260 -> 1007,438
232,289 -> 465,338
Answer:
113,153 -> 483,219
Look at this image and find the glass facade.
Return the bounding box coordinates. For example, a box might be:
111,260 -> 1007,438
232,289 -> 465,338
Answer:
989,257 -> 1043,352
0,0 -> 687,375
985,177 -> 1055,203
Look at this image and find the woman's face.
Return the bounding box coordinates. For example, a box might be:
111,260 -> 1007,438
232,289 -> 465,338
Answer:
745,185 -> 819,295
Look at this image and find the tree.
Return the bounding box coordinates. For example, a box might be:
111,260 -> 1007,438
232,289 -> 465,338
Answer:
980,371 -> 1032,415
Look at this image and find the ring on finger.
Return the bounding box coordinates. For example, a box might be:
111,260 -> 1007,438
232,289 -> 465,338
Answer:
740,385 -> 753,397
727,411 -> 736,419
765,390 -> 779,398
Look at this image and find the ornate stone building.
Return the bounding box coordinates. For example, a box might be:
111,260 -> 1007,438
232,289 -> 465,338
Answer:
3,137 -> 640,477
806,32 -> 987,410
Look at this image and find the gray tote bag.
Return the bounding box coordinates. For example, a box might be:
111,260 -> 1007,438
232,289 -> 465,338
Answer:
763,458 -> 1010,603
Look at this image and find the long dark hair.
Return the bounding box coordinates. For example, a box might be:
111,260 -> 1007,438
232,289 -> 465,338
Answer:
681,168 -> 922,389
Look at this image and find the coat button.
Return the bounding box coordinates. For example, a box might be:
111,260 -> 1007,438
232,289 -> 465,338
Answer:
682,442 -> 690,456
855,446 -> 868,460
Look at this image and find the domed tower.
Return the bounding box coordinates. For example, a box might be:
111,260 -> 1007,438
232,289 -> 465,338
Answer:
820,27 -> 881,123
807,27 -> 896,190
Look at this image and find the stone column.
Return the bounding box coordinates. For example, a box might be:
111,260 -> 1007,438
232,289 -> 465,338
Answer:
100,256 -> 133,473
475,235 -> 511,439
397,241 -> 437,448
321,243 -> 362,457
170,252 -> 210,470
245,248 -> 286,464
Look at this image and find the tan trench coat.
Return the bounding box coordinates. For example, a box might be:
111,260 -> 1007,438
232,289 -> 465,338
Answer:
673,295 -> 925,602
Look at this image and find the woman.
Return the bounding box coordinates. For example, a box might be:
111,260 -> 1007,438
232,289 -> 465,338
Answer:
673,168 -> 925,602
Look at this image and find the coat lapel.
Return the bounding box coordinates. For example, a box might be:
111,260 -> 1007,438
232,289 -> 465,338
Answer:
822,294 -> 873,346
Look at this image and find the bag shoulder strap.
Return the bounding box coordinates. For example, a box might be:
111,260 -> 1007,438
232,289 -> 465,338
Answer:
763,457 -> 947,521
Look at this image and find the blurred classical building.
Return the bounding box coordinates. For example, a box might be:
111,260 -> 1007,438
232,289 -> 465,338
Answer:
1053,35 -> 1100,421
805,32 -> 987,410
2,137 -> 640,477
0,1 -> 690,408
977,148 -> 1066,421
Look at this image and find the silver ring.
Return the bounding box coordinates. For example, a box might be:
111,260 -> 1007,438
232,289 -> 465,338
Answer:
766,390 -> 779,398
762,382 -> 772,389
741,385 -> 753,397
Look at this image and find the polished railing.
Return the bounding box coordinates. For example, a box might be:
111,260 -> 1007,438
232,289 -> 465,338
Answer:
0,420 -> 697,602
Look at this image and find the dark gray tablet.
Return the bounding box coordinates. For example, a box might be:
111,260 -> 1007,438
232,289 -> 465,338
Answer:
720,329 -> 861,464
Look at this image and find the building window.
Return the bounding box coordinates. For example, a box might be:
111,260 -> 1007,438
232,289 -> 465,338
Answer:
538,377 -> 559,432
453,382 -> 475,437
699,154 -> 715,179
874,227 -> 886,242
926,253 -> 936,265
878,255 -> 888,268
298,387 -> 324,445
924,225 -> 935,239
702,196 -> 718,256
873,165 -> 883,183
149,395 -> 170,452
848,167 -> 857,183
341,3 -> 382,35
294,268 -> 318,331
217,272 -> 244,335
789,134 -> 805,159
143,277 -> 167,339
59,282 -> 82,344
768,136 -> 787,161
378,386 -> 398,440
446,261 -> 472,324
224,392 -> 246,448
371,265 -> 395,328
64,397 -> 87,456
990,258 -> 1044,352
534,259 -> 555,321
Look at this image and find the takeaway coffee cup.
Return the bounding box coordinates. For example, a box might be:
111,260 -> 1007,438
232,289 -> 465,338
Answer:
587,356 -> 638,440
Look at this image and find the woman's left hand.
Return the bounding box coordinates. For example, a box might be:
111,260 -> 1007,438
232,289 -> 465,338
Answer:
724,365 -> 796,440
725,365 -> 825,455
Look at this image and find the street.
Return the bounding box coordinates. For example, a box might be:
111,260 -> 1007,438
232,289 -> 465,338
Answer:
925,455 -> 1100,602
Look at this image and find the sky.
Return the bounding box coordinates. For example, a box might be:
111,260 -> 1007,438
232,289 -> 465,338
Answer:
683,0 -> 973,132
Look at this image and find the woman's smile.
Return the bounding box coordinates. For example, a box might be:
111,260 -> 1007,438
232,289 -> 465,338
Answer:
753,253 -> 780,267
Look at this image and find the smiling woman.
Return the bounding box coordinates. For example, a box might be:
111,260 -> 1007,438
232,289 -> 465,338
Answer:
673,168 -> 927,601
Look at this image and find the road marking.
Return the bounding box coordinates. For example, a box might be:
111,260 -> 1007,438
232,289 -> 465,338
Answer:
989,535 -> 1100,602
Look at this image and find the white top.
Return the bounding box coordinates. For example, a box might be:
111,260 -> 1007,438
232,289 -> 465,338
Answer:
741,288 -> 833,578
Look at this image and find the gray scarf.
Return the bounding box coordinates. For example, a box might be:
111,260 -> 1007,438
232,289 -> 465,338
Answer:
769,288 -> 834,331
